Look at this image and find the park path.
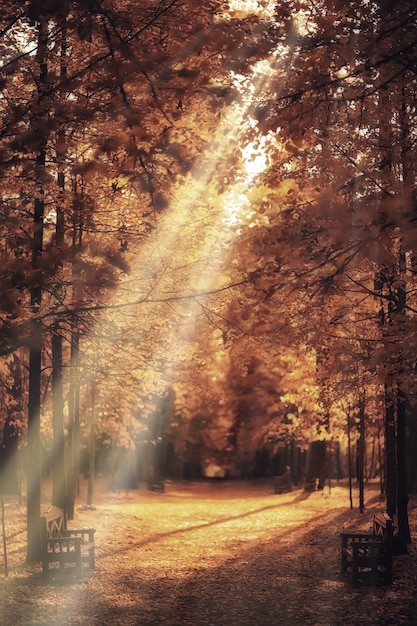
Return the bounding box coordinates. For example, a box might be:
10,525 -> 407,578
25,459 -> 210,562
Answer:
0,479 -> 416,625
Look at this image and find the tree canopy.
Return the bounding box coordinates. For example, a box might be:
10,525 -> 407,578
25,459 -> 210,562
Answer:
1,0 -> 417,553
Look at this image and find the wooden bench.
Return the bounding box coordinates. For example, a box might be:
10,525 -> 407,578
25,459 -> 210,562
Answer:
147,479 -> 165,493
41,505 -> 96,578
340,512 -> 393,586
273,469 -> 292,494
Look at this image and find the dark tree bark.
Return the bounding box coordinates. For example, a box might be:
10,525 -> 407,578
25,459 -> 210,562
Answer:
395,251 -> 411,545
396,380 -> 411,548
51,19 -> 68,515
358,394 -> 365,514
384,378 -> 397,520
26,16 -> 48,563
347,410 -> 353,509
87,380 -> 96,507
377,414 -> 384,496
52,324 -> 66,511
67,328 -> 80,521
67,207 -> 83,520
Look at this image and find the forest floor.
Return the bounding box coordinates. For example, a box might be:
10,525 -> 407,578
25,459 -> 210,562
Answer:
0,477 -> 416,626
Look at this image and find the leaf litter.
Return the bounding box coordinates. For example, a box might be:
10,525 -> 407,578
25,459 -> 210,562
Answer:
0,478 -> 416,625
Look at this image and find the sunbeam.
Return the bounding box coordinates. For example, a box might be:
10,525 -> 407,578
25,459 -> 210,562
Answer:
4,0 -> 307,603
70,0 -> 307,461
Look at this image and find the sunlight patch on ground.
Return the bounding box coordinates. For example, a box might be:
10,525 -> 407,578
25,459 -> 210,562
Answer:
2,478 -> 399,625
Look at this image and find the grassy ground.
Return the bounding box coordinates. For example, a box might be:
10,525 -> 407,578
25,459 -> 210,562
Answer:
0,477 -> 416,625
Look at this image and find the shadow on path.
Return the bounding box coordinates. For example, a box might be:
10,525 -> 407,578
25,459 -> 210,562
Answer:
90,506 -> 416,626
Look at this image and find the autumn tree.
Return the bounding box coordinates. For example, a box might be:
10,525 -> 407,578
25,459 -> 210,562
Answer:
1,0 -> 278,556
211,1 -> 417,532
3,0 -> 416,559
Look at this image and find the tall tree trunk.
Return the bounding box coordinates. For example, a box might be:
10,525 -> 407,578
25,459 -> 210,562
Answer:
67,179 -> 84,519
396,379 -> 411,547
384,378 -> 397,520
393,86 -> 413,544
67,330 -> 80,521
51,20 -> 68,514
87,380 -> 96,506
27,326 -> 43,563
377,414 -> 384,495
52,59 -> 68,519
26,16 -> 48,563
358,393 -> 365,513
394,250 -> 411,545
347,410 -> 353,509
368,435 -> 376,480
52,325 -> 66,511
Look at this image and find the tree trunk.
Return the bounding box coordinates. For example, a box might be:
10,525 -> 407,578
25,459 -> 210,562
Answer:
377,414 -> 384,495
396,380 -> 411,548
347,411 -> 353,509
26,16 -> 48,563
384,378 -> 397,520
66,177 -> 84,520
87,381 -> 96,506
358,395 -> 365,514
67,333 -> 80,521
52,324 -> 66,511
52,116 -> 66,511
26,326 -> 43,562
394,249 -> 411,545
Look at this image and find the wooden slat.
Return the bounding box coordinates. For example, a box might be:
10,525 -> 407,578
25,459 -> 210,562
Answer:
41,506 -> 96,577
340,512 -> 393,586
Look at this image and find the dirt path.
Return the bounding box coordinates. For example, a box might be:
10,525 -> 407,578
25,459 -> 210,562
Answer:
0,479 -> 416,625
